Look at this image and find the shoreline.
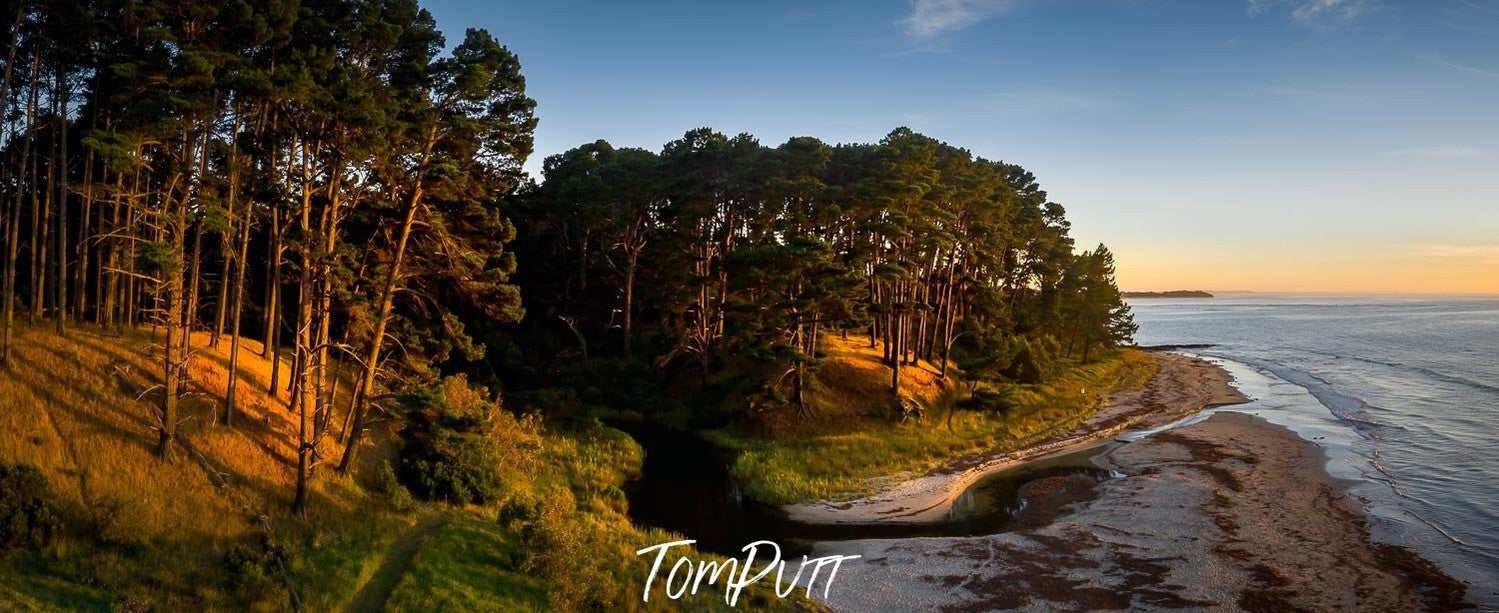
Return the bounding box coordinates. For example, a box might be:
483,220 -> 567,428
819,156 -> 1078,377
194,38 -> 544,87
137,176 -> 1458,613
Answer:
812,411 -> 1469,610
783,351 -> 1249,524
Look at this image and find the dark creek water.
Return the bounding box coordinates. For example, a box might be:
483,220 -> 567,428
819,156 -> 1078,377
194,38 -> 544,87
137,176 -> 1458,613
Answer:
617,422 -> 1114,558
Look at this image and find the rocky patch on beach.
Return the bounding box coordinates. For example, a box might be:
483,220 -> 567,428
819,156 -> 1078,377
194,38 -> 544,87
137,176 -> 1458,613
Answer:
814,411 -> 1469,611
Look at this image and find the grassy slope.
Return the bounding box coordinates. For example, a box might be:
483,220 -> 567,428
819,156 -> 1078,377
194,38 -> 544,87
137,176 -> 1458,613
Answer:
0,323 -> 417,609
0,324 -> 817,611
709,335 -> 1158,504
381,426 -> 812,612
0,323 -> 1147,608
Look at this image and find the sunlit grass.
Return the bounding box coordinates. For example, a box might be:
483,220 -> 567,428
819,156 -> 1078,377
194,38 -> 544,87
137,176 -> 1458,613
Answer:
0,323 -> 818,610
710,337 -> 1158,504
385,513 -> 548,611
0,322 -> 399,608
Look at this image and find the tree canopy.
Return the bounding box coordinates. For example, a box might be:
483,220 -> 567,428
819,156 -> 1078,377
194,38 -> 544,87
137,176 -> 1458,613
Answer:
0,0 -> 1134,517
0,0 -> 534,516
508,127 -> 1136,423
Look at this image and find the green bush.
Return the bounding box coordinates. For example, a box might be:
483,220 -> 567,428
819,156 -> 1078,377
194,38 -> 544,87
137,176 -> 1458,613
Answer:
398,375 -> 540,506
403,430 -> 505,505
1003,335 -> 1060,384
961,385 -> 1017,415
224,542 -> 279,594
371,461 -> 415,511
0,463 -> 63,550
496,492 -> 541,528
516,487 -> 615,611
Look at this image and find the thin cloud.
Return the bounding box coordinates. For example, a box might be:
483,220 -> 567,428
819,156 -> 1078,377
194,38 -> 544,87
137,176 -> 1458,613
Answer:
1263,84 -> 1364,102
1262,82 -> 1427,105
1380,146 -> 1489,159
900,0 -> 1023,39
1248,0 -> 1371,23
1432,57 -> 1499,80
1458,0 -> 1499,16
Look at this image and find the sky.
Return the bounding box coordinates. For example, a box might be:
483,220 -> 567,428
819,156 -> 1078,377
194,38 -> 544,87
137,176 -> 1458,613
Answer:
422,0 -> 1499,294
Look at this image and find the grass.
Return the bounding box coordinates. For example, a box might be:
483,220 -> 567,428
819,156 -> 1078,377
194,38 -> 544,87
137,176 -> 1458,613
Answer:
384,513 -> 548,611
4,321 -> 1146,608
0,322 -> 413,609
708,335 -> 1158,504
0,322 -> 820,611
381,425 -> 814,612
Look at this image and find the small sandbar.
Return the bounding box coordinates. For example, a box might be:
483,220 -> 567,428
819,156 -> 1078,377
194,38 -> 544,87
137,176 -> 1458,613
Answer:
783,352 -> 1249,524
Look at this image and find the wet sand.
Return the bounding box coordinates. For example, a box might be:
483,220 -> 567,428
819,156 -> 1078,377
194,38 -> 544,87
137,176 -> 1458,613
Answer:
784,352 -> 1249,524
813,411 -> 1469,611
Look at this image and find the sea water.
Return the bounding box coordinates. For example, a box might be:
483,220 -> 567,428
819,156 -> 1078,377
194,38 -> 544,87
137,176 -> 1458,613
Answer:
1130,295 -> 1499,604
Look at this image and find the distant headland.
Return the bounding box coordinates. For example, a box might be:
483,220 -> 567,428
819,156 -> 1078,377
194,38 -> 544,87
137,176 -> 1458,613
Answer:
1122,290 -> 1215,299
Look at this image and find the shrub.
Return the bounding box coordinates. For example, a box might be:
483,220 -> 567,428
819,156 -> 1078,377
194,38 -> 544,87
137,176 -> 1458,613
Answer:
371,461 -> 415,512
224,541 -> 280,596
0,463 -> 63,550
398,375 -> 541,505
496,492 -> 541,528
961,385 -> 1017,415
403,431 -> 505,505
86,495 -> 134,545
1003,335 -> 1061,384
516,487 -> 616,610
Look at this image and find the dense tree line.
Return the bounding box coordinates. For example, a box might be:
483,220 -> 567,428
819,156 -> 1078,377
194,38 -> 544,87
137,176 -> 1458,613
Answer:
0,0 -> 533,516
509,128 -> 1136,421
0,0 -> 1134,514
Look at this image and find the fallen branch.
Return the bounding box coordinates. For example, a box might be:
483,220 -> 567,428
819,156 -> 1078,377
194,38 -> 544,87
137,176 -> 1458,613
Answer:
110,362 -> 304,612
177,432 -> 303,612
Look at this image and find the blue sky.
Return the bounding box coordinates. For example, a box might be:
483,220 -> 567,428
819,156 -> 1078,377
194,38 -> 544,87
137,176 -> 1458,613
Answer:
423,0 -> 1499,293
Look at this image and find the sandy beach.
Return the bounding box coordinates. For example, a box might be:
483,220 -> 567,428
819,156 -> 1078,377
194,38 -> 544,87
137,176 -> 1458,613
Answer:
784,352 -> 1249,524
813,410 -> 1469,610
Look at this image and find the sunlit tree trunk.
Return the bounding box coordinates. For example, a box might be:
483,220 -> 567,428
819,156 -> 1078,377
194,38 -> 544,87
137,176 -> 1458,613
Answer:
53,69 -> 67,335
339,132 -> 435,474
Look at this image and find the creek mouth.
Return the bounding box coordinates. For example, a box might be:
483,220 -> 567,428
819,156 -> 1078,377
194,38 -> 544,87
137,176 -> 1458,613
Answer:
617,422 -> 1116,558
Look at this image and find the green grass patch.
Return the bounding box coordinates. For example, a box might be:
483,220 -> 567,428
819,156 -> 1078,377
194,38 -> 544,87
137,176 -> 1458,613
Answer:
0,551 -> 116,611
385,514 -> 547,611
710,349 -> 1158,504
280,506 -> 415,611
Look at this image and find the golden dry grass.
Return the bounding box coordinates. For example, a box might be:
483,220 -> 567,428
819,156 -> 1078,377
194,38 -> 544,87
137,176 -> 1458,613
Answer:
0,322 -> 403,608
0,321 -> 810,611
812,333 -> 954,410
747,334 -> 960,439
0,322 -> 386,527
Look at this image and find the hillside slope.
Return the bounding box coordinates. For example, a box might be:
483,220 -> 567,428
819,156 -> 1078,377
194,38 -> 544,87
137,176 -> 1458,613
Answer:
0,324 -> 811,611
0,324 -> 415,609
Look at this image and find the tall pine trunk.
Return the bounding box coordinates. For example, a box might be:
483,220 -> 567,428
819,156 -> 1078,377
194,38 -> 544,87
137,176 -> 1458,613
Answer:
184,224 -> 202,346
338,187 -> 422,473
31,111 -> 48,326
266,209 -> 282,391
223,108 -> 245,425
622,250 -> 636,358
3,64 -> 34,363
53,71 -> 67,335
340,134 -> 434,473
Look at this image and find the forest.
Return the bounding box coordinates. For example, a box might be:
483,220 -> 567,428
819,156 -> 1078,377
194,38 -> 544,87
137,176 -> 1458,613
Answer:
0,0 -> 1137,609
508,130 -> 1137,422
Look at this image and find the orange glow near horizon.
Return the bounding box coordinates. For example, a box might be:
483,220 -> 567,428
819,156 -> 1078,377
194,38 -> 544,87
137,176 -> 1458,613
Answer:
1113,246 -> 1499,296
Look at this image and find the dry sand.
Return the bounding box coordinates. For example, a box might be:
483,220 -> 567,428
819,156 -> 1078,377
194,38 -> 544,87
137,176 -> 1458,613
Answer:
784,352 -> 1249,524
813,411 -> 1469,611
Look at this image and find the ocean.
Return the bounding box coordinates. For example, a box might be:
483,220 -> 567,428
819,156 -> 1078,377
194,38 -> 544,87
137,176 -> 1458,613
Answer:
1129,295 -> 1499,605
